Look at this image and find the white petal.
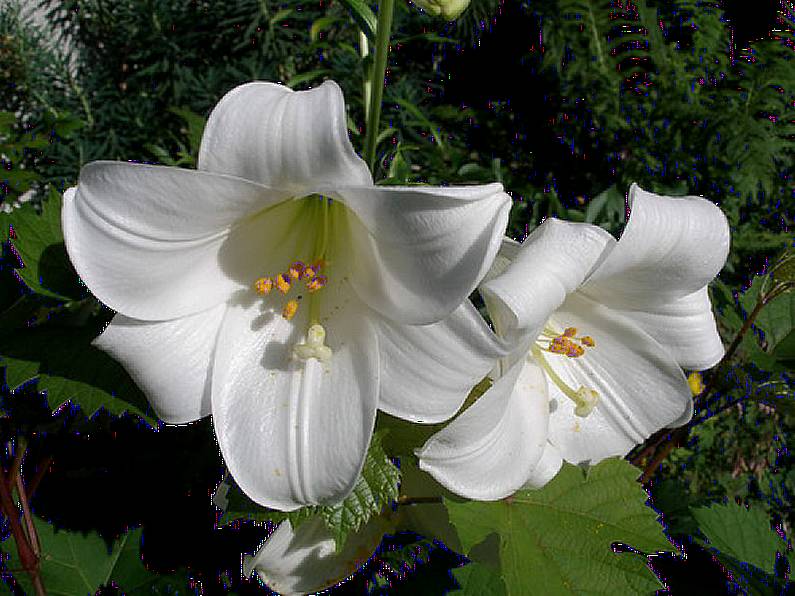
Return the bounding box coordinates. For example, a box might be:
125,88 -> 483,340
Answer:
198,81 -> 372,192
480,236 -> 522,285
480,218 -> 615,343
338,183 -> 511,324
244,516 -> 385,595
62,162 -> 292,320
92,305 -> 225,424
417,360 -> 549,501
542,294 -> 691,465
521,442 -> 563,489
610,287 -> 724,370
583,183 -> 730,307
375,300 -> 506,424
211,283 -> 379,510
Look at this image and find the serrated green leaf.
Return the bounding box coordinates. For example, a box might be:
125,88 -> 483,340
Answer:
447,459 -> 672,595
691,502 -> 785,574
452,562 -> 507,595
2,192 -> 83,300
5,522 -> 188,595
739,272 -> 795,363
0,317 -> 155,423
220,432 -> 400,550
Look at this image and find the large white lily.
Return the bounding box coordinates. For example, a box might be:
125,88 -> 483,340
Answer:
62,80 -> 510,510
417,185 -> 730,500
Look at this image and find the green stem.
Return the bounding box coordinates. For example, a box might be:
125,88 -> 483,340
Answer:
359,31 -> 372,123
364,0 -> 395,173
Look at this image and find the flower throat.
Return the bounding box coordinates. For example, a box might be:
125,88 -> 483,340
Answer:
251,196 -> 336,362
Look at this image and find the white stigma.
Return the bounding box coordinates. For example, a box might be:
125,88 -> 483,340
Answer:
293,324 -> 333,363
573,387 -> 599,417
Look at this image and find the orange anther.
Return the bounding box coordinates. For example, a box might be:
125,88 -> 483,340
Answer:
254,277 -> 273,295
306,275 -> 328,293
303,267 -> 317,280
275,273 -> 291,294
288,262 -> 305,280
282,299 -> 299,320
562,327 -> 577,338
580,336 -> 595,347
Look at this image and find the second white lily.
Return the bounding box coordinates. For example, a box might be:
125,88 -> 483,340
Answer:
417,185 -> 730,500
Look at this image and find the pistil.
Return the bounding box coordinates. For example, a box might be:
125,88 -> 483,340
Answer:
530,343 -> 600,418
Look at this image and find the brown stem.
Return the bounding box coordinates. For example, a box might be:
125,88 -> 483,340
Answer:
0,472 -> 41,594
15,473 -> 40,557
639,428 -> 687,483
27,456 -> 53,499
636,282 -> 792,482
8,437 -> 26,489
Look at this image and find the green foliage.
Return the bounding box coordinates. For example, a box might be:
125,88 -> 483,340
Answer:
220,433 -> 400,551
3,190 -> 82,300
692,502 -> 786,574
0,310 -> 155,422
452,562 -> 508,595
447,459 -> 671,595
4,521 -> 188,594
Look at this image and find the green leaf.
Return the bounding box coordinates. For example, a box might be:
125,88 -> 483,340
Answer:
106,528 -> 190,594
5,522 -> 188,595
0,315 -> 155,424
446,459 -> 672,595
3,191 -> 83,300
338,0 -> 377,39
691,502 -> 785,574
738,272 -> 795,362
452,562 -> 507,595
220,432 -> 400,550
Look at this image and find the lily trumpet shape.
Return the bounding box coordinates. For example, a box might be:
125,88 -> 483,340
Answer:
417,185 -> 730,500
62,80 -> 510,510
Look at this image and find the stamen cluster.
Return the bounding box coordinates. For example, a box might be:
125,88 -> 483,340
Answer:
253,260 -> 329,320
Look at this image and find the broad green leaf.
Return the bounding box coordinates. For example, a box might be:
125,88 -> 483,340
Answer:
394,459 -> 461,550
220,432 -> 400,550
106,528 -> 190,594
691,502 -> 785,574
338,0 -> 377,39
2,191 -> 84,300
0,316 -> 155,424
452,562 -> 507,595
5,522 -> 188,595
447,459 -> 672,595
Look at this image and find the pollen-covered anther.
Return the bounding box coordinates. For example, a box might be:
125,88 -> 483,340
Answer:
547,337 -> 585,358
306,275 -> 328,293
293,324 -> 333,363
288,261 -> 305,280
562,327 -> 577,337
580,336 -> 595,347
253,277 -> 273,295
275,273 -> 291,294
282,299 -> 299,321
574,387 -> 599,417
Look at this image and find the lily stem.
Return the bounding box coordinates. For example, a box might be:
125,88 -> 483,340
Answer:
364,0 -> 395,174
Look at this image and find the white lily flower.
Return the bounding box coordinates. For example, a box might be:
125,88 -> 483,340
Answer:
417,184 -> 730,500
243,516 -> 388,595
62,80 -> 510,510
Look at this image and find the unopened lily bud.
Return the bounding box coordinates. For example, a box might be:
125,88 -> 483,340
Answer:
411,0 -> 470,20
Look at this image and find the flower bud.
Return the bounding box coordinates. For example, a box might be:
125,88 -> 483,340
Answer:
411,0 -> 470,20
